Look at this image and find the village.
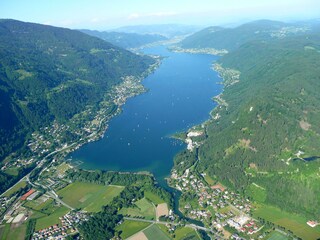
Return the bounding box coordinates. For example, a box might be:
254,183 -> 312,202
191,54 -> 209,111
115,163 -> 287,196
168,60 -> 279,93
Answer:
0,63 -> 161,190
170,167 -> 264,238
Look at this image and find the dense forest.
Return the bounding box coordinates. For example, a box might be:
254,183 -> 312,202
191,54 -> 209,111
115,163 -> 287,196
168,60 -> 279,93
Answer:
78,206 -> 122,240
80,30 -> 167,49
67,169 -> 154,186
175,21 -> 320,218
0,19 -> 154,162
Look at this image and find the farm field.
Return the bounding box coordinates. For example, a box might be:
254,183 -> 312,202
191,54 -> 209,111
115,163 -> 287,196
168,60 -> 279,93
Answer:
144,191 -> 165,205
116,220 -> 151,239
24,197 -> 52,212
120,198 -> 155,220
0,224 -> 10,240
254,204 -> 320,240
174,226 -> 200,240
143,224 -> 170,240
57,182 -> 123,212
4,223 -> 26,240
35,206 -> 69,231
156,203 -> 169,219
266,231 -> 289,240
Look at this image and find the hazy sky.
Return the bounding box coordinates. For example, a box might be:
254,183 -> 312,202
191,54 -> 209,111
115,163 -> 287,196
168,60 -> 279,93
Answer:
0,0 -> 319,30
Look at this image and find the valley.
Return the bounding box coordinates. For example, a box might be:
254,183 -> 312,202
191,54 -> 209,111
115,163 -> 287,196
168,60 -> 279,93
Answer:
0,17 -> 320,240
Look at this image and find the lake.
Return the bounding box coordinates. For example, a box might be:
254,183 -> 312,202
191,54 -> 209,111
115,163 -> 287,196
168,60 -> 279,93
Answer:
70,46 -> 222,186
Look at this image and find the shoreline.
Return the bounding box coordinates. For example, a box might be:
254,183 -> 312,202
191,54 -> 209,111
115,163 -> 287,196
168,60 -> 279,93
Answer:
0,56 -> 161,195
168,46 -> 228,56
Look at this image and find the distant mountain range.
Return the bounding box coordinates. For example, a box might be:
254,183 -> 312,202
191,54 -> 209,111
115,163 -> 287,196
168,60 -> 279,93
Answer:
79,30 -> 167,49
112,24 -> 202,38
179,19 -> 320,51
0,19 -> 154,162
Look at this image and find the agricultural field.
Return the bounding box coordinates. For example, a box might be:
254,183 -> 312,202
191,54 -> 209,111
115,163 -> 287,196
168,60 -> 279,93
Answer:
143,224 -> 171,240
157,224 -> 173,238
156,203 -> 169,219
144,191 -> 165,205
0,224 -> 10,240
57,182 -> 123,212
266,231 -> 289,240
0,223 -> 27,240
23,196 -> 52,212
120,197 -> 155,220
35,206 -> 69,231
116,220 -> 151,239
174,226 -> 200,240
3,181 -> 27,197
254,205 -> 320,240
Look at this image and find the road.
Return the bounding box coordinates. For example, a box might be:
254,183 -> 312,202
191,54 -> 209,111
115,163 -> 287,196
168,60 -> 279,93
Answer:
0,143 -> 76,198
25,173 -> 74,210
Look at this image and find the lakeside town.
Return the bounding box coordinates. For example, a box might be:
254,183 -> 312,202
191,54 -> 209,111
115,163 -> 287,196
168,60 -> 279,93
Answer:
169,46 -> 229,56
0,46 -> 319,239
1,58 -> 161,188
170,166 -> 263,239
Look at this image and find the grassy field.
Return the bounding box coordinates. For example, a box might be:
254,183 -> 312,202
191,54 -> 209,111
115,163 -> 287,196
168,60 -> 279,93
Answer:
35,206 -> 69,231
58,182 -> 123,212
174,226 -> 200,240
120,198 -> 155,220
266,231 -> 289,240
144,191 -> 165,205
246,183 -> 267,202
5,223 -> 26,240
24,198 -> 53,212
4,167 -> 19,176
0,224 -> 10,240
3,181 -> 27,197
157,224 -> 173,238
116,220 -> 151,239
143,224 -> 170,240
203,173 -> 215,185
254,205 -> 320,240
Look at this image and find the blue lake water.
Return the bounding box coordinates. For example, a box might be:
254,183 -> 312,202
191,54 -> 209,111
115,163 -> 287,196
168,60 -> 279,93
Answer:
70,46 -> 222,185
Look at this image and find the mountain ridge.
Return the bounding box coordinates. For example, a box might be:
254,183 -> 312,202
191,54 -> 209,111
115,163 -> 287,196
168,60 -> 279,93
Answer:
0,19 -> 155,162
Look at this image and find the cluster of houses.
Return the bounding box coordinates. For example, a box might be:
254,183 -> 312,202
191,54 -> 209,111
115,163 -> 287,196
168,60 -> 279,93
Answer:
1,157 -> 35,173
227,216 -> 260,235
171,168 -> 262,237
32,223 -> 74,239
32,211 -> 88,240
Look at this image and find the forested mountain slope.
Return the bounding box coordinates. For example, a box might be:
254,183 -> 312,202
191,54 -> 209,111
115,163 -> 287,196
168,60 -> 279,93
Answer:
80,30 -> 167,49
0,19 -> 154,162
176,33 -> 320,218
179,19 -> 315,51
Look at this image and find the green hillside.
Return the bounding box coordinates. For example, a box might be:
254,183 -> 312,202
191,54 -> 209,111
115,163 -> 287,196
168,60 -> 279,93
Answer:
0,19 -> 154,162
80,30 -> 167,49
179,20 -> 314,51
175,33 -> 320,218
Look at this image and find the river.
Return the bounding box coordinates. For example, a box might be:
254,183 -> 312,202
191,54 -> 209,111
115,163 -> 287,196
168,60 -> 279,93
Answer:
70,46 -> 222,187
